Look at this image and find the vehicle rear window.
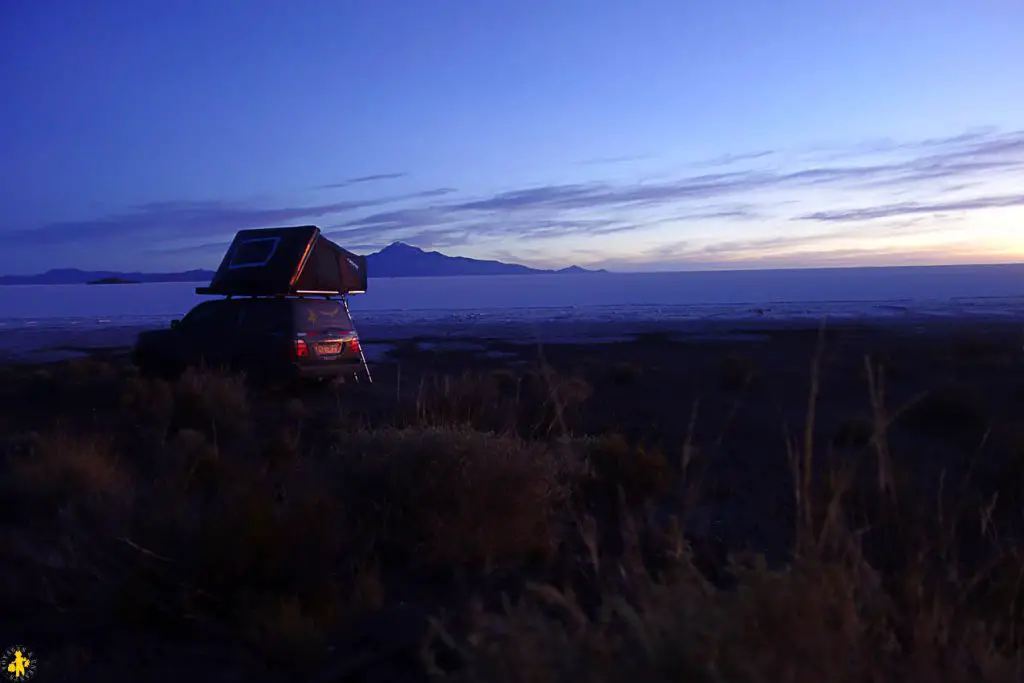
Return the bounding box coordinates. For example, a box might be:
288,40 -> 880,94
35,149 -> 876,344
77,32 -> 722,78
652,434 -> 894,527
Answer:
239,299 -> 290,334
293,300 -> 352,331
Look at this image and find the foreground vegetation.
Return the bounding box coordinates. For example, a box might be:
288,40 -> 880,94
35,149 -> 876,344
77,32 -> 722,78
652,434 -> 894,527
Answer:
2,328 -> 1024,681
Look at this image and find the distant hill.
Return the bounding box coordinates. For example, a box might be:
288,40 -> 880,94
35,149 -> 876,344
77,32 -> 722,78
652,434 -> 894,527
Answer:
0,268 -> 217,286
365,242 -> 606,277
0,242 -> 605,284
86,277 -> 142,285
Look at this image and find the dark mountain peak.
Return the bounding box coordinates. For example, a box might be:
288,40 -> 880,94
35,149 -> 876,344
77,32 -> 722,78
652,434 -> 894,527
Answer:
554,264 -> 609,274
377,241 -> 424,255
44,268 -> 87,276
363,243 -> 604,277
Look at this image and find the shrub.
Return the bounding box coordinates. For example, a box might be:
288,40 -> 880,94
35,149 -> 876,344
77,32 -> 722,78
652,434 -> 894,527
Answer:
489,369 -> 519,397
439,536 -> 1019,683
329,428 -> 575,567
719,354 -> 758,392
6,432 -> 127,507
414,369 -> 593,437
897,385 -> 988,437
7,345 -> 1024,681
120,375 -> 175,432
608,361 -> 644,386
172,368 -> 250,439
415,371 -> 507,429
583,433 -> 672,506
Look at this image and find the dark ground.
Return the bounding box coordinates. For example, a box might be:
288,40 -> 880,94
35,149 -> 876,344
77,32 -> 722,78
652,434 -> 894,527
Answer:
373,319 -> 1024,551
1,317 -> 1023,681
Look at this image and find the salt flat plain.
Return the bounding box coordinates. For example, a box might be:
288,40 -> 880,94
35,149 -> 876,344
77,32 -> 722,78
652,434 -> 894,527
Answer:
1,265 -> 1022,362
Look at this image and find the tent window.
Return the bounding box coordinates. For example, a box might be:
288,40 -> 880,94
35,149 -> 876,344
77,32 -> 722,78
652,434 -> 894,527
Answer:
228,237 -> 280,269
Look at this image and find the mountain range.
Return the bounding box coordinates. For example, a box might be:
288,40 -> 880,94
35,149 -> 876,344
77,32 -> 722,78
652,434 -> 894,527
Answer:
0,242 -> 605,285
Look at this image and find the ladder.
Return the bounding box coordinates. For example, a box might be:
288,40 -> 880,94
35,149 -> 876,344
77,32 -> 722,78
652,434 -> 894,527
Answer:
341,295 -> 373,384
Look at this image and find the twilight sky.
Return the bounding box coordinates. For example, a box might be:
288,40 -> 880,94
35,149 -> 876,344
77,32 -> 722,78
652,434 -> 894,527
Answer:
1,0 -> 1023,274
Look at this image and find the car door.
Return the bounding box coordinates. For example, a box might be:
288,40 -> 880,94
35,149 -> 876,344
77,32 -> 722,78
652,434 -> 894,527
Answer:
177,300 -> 243,369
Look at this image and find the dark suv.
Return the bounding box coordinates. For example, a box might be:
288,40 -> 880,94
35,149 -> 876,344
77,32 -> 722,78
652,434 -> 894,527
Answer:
132,297 -> 366,384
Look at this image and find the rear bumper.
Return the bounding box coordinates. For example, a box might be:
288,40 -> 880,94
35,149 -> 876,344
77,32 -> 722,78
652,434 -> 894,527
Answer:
291,361 -> 362,379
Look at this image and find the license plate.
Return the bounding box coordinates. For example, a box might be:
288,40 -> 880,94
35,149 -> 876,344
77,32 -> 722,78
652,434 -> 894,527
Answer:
315,342 -> 341,355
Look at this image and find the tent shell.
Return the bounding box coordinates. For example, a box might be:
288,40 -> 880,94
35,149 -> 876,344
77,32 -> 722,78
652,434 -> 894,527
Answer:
195,225 -> 367,297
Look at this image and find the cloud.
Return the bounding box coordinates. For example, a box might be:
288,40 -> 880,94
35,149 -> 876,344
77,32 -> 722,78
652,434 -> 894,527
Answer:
1,189 -> 456,247
336,207 -> 449,233
687,150 -> 776,168
799,193 -> 1024,223
316,172 -> 408,190
154,240 -> 233,256
575,154 -> 651,166
803,127 -> 1001,161
436,173 -> 792,215
437,132 -> 1022,218
0,198 -> 378,247
591,233 -> 990,272
6,126 -> 1023,268
670,204 -> 766,222
328,209 -> 636,251
415,187 -> 459,198
195,127 -> 1024,254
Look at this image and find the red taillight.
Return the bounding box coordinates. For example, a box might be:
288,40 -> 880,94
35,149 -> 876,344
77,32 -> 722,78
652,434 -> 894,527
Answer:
349,337 -> 361,354
294,339 -> 309,358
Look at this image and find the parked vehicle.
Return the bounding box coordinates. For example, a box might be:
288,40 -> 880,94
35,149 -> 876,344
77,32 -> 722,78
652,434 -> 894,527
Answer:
132,224 -> 372,384
133,296 -> 366,383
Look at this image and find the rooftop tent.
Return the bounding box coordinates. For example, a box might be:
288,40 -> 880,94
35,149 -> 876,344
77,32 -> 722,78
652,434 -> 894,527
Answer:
196,225 -> 367,297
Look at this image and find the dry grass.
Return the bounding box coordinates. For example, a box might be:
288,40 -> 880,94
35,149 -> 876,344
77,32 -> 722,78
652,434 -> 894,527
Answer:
412,365 -> 593,437
324,427 -> 577,567
1,352 -> 1023,682
431,332 -> 1024,683
582,433 -> 673,505
7,432 -> 128,504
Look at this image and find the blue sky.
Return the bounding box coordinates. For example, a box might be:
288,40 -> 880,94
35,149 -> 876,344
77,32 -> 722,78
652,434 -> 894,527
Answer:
1,0 -> 1022,274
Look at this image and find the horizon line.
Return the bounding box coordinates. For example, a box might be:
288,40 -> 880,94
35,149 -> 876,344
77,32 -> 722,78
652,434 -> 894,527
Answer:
2,259 -> 1024,282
